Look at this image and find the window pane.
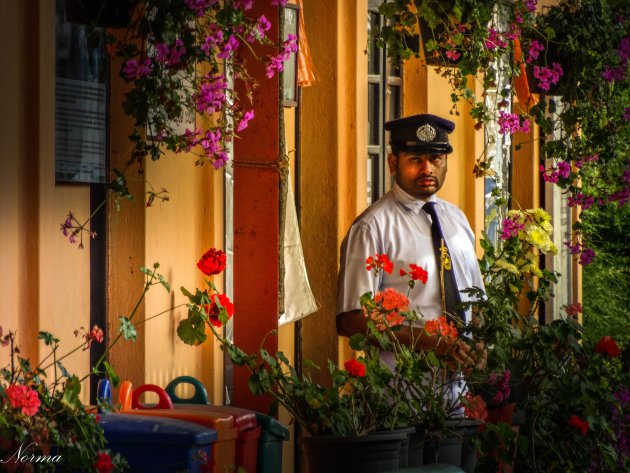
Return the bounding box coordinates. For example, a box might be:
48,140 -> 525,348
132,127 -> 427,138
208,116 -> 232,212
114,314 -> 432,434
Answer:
389,59 -> 401,78
389,85 -> 401,121
368,83 -> 381,146
367,153 -> 379,205
368,13 -> 381,75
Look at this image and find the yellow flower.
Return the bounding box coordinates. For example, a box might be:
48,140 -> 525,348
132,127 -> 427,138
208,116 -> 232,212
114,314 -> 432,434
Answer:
494,258 -> 521,275
525,226 -> 558,254
532,208 -> 552,223
540,220 -> 553,236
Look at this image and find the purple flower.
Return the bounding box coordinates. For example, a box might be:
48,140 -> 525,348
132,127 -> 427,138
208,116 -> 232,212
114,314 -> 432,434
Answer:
557,161 -> 571,179
265,55 -> 285,78
201,128 -> 222,156
237,110 -> 255,132
218,35 -> 240,59
498,112 -> 529,135
485,28 -> 508,51
526,40 -> 544,64
533,62 -> 563,91
624,107 -> 630,121
271,0 -> 288,5
500,217 -> 524,240
123,58 -> 153,80
579,247 -> 596,265
201,26 -> 224,55
184,0 -> 218,17
525,0 -> 537,12
212,151 -> 229,169
155,43 -> 171,63
194,75 -> 228,114
168,38 -> 187,65
233,0 -> 253,11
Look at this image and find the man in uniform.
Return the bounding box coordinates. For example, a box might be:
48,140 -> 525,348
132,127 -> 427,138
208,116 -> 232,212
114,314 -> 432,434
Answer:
336,113 -> 485,371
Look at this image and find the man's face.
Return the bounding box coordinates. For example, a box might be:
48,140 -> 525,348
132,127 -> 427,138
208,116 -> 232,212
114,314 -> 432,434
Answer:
387,151 -> 448,200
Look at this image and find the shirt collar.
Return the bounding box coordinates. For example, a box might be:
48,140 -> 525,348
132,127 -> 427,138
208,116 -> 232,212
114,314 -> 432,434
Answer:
391,182 -> 438,215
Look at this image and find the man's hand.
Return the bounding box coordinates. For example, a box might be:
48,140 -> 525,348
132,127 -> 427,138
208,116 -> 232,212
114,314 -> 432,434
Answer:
439,338 -> 487,373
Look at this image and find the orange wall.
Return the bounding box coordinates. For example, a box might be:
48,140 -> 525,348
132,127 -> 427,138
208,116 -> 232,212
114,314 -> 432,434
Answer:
0,0 -> 92,401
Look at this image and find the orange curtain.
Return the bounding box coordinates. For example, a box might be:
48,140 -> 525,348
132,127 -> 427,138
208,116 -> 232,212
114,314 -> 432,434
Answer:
296,0 -> 316,87
513,38 -> 537,106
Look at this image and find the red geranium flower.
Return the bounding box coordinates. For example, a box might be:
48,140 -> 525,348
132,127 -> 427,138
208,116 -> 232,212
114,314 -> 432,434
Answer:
424,316 -> 458,340
365,253 -> 394,274
344,359 -> 366,377
203,293 -> 235,327
594,336 -> 621,358
463,392 -> 488,422
400,263 -> 429,284
94,451 -> 114,473
5,384 -> 40,417
568,414 -> 589,435
197,248 -> 227,276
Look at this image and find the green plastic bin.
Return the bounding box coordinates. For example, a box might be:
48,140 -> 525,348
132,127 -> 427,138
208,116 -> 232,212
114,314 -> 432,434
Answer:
255,412 -> 290,473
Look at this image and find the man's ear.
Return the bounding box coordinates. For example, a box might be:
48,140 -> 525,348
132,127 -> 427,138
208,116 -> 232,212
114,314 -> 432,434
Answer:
387,153 -> 397,175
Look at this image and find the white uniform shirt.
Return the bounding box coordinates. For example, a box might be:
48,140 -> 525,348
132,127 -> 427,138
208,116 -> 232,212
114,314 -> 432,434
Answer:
337,182 -> 484,323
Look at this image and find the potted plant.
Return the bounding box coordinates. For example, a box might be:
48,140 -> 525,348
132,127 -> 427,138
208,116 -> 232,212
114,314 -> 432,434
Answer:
0,328 -> 127,472
176,249 -> 410,473
466,211 -> 630,472
0,262 -> 171,472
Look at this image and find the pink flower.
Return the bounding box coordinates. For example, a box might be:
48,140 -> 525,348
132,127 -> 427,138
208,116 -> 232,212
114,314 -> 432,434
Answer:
565,302 -> 583,317
446,50 -> 461,61
201,25 -> 225,55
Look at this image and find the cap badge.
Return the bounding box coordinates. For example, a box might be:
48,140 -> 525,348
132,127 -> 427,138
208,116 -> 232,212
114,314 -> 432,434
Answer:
416,124 -> 436,142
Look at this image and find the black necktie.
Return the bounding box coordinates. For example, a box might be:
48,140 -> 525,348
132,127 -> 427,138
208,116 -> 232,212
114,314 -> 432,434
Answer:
422,202 -> 464,324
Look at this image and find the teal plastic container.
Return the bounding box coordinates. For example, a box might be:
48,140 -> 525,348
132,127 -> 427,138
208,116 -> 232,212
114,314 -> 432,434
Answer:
255,412 -> 290,473
165,375 -> 290,473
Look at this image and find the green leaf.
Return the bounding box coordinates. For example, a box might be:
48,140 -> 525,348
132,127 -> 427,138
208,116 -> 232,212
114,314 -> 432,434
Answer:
158,273 -> 171,292
349,333 -> 366,351
38,331 -> 59,346
103,361 -> 120,388
119,316 -> 137,341
61,376 -> 82,409
56,361 -> 71,380
177,317 -> 207,346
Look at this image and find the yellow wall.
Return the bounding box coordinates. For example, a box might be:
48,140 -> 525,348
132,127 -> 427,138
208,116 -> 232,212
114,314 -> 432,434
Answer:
0,1 -> 223,404
143,155 -> 220,397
